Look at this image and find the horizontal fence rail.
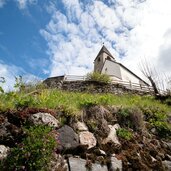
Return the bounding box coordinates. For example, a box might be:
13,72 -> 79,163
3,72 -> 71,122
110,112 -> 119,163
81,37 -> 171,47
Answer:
64,75 -> 86,81
63,75 -> 166,94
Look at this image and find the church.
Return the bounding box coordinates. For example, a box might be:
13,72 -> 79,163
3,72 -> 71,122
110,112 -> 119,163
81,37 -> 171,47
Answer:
44,45 -> 149,89
94,45 -> 149,86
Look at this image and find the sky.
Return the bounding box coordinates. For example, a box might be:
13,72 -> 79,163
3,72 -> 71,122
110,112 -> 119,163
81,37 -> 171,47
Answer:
0,0 -> 171,90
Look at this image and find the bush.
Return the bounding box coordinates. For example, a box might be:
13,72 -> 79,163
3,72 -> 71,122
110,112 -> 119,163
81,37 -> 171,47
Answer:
86,72 -> 111,84
117,107 -> 144,132
1,125 -> 58,171
140,106 -> 171,138
79,99 -> 98,108
117,128 -> 133,140
151,121 -> 171,138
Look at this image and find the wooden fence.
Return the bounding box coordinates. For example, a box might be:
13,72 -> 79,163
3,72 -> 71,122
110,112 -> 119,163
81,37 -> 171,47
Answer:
63,75 -> 165,94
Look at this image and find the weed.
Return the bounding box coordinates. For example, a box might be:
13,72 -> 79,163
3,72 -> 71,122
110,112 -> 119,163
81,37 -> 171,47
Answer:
79,98 -> 98,108
0,77 -> 5,93
151,120 -> 171,138
117,128 -> 133,140
117,107 -> 144,132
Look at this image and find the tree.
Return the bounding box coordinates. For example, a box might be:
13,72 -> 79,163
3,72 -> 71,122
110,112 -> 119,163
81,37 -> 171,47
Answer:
139,59 -> 159,95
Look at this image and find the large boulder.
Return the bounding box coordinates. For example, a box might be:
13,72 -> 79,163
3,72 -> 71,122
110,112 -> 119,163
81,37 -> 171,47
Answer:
57,125 -> 79,151
79,131 -> 97,149
102,124 -> 120,145
29,113 -> 59,128
68,157 -> 108,171
0,145 -> 9,160
85,106 -> 111,137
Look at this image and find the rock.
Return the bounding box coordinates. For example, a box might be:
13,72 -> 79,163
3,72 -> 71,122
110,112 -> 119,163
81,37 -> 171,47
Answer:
99,149 -> 106,156
75,121 -> 88,131
57,125 -> 79,151
29,113 -> 59,128
49,153 -> 68,171
85,106 -> 110,137
79,131 -> 97,149
0,145 -> 9,160
150,128 -> 157,134
166,142 -> 171,151
102,124 -> 120,145
162,160 -> 171,171
109,155 -> 122,171
68,157 -> 108,171
151,156 -> 157,162
0,118 -> 22,147
165,154 -> 171,161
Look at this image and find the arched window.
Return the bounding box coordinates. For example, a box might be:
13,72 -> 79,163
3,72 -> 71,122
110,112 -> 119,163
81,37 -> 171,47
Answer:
107,56 -> 110,60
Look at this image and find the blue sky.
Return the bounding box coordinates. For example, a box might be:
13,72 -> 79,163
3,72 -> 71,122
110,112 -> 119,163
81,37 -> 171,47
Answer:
0,1 -> 51,78
0,0 -> 171,90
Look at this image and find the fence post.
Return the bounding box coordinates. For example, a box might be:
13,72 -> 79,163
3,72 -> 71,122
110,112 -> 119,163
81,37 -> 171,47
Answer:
129,81 -> 132,89
63,74 -> 67,81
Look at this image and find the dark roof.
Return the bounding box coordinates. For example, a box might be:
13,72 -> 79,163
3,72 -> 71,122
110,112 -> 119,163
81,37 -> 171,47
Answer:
94,45 -> 115,61
103,59 -> 150,86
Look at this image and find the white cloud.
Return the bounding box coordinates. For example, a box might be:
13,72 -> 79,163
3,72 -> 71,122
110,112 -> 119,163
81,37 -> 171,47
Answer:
41,0 -> 171,86
15,0 -> 37,9
0,0 -> 6,8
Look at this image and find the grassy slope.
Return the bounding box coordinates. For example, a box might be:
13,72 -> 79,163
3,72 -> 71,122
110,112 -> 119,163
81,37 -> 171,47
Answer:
0,89 -> 170,114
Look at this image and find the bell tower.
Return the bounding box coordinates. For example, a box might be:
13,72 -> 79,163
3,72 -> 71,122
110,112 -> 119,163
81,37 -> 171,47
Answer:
94,45 -> 115,73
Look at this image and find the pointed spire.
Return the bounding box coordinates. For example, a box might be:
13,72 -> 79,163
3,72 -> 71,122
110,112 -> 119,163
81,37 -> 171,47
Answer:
94,45 -> 115,61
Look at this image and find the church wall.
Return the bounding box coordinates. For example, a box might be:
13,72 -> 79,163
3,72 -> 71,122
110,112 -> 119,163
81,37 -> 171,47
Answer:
101,60 -> 122,79
120,66 -> 141,84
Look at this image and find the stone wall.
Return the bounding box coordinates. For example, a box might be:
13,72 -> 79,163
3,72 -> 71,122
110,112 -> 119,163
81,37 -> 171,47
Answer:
43,79 -> 153,95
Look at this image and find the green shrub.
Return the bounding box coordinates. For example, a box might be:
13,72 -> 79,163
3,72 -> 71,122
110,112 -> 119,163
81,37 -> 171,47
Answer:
58,105 -> 79,116
141,106 -> 167,122
140,106 -> 171,138
117,128 -> 133,140
151,121 -> 171,138
117,107 -> 144,132
79,99 -> 98,108
14,96 -> 37,109
86,72 -> 111,84
1,125 -> 57,171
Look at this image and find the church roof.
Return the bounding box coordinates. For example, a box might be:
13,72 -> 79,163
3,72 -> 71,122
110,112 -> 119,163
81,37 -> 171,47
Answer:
94,45 -> 115,61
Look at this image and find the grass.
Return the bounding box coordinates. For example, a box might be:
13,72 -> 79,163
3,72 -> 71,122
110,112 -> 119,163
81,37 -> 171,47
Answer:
0,89 -> 171,115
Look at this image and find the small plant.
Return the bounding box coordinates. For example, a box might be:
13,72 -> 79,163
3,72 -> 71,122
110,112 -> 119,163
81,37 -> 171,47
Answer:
151,120 -> 171,138
1,125 -> 58,171
0,77 -> 5,93
117,128 -> 133,140
86,72 -> 111,84
117,107 -> 144,132
58,105 -> 79,117
14,96 -> 36,109
79,99 -> 98,108
86,119 -> 98,132
140,105 -> 171,138
14,75 -> 26,92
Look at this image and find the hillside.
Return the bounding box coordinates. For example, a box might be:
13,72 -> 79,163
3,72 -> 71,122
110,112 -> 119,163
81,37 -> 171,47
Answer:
0,82 -> 171,171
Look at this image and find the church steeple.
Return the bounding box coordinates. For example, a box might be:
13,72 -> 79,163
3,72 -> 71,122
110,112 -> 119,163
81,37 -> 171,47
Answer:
94,45 -> 115,73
